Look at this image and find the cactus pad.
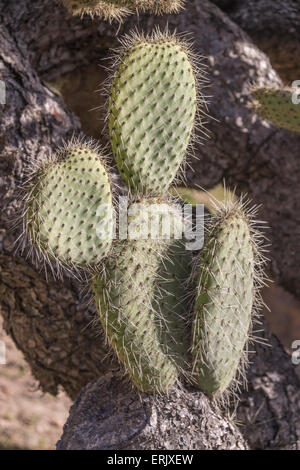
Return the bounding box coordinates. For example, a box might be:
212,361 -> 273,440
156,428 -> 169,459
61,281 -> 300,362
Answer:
127,0 -> 185,14
94,199 -> 191,392
253,86 -> 300,134
25,142 -> 113,268
108,32 -> 198,195
191,202 -> 259,397
60,1 -> 183,21
60,0 -> 129,21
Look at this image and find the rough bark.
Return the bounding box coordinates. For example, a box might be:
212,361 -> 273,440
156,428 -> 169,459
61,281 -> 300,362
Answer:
0,254 -> 119,399
0,0 -> 300,449
237,326 -> 300,450
211,0 -> 300,83
57,322 -> 300,450
57,376 -> 247,450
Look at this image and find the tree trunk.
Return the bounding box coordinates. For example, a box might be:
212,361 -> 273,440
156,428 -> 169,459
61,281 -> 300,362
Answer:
57,323 -> 300,450
57,375 -> 248,450
0,0 -> 299,449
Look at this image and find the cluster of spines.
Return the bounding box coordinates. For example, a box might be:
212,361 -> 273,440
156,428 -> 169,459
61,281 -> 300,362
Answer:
60,0 -> 185,21
129,0 -> 185,15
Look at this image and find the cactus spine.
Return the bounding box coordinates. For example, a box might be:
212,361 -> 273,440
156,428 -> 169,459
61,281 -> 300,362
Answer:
60,0 -> 184,21
60,0 -> 129,21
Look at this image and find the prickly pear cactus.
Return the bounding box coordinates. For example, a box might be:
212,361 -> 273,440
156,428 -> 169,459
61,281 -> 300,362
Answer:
20,28 -> 267,400
129,0 -> 185,14
60,0 -> 184,21
191,199 -> 264,398
253,86 -> 300,134
108,31 -> 198,195
92,30 -> 202,392
60,0 -> 129,21
93,199 -> 192,392
24,141 -> 114,268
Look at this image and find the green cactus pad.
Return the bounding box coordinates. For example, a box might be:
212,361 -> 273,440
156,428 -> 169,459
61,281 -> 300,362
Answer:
26,142 -> 113,267
192,206 -> 255,397
253,87 -> 300,133
109,33 -> 197,195
94,199 -> 192,393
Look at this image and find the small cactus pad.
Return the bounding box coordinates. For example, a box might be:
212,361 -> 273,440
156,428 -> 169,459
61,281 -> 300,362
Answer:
109,32 -> 197,195
25,142 -> 113,267
60,0 -> 129,21
192,205 -> 256,397
94,199 -> 191,393
127,0 -> 184,14
60,1 -> 183,21
253,87 -> 300,133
